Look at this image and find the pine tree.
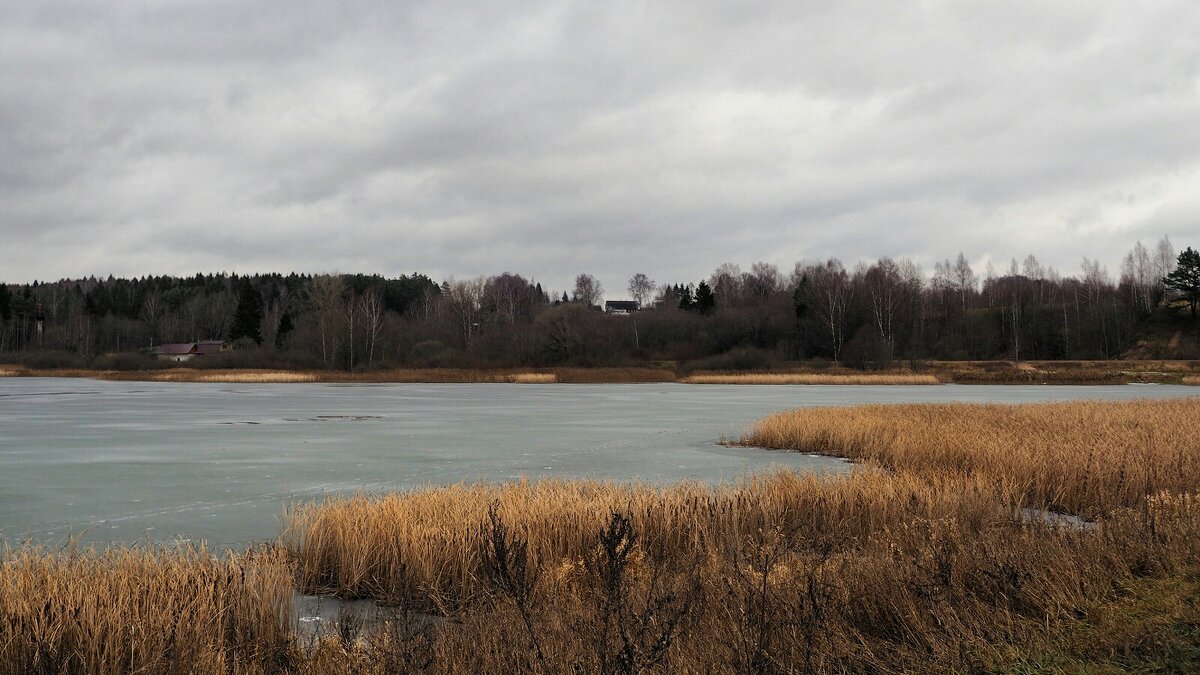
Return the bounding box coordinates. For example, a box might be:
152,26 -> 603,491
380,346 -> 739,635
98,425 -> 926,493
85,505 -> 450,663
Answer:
1164,246 -> 1200,319
229,278 -> 264,344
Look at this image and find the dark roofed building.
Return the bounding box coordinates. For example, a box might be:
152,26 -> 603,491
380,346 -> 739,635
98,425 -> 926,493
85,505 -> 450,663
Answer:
604,300 -> 640,315
193,340 -> 231,356
154,340 -> 230,362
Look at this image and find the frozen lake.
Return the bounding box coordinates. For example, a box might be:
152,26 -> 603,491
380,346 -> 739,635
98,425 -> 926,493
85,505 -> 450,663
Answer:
2,377 -> 1196,547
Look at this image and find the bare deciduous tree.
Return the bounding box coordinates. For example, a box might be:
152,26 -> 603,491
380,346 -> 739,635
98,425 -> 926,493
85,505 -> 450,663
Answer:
358,288 -> 385,367
444,277 -> 486,348
572,273 -> 603,308
308,274 -> 346,367
627,273 -> 655,308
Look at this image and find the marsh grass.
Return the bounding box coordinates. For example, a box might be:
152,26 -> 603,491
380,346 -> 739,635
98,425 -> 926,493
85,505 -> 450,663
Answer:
740,399 -> 1200,518
0,544 -> 293,674
682,372 -> 940,385
280,398 -> 1200,672
1184,375 -> 1200,385
147,370 -> 320,383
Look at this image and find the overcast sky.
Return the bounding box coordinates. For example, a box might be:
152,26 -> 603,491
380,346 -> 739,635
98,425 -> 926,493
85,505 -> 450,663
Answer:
2,1 -> 1198,296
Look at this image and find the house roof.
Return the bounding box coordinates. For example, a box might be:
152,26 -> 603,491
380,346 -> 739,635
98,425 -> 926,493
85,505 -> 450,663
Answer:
156,343 -> 196,355
193,341 -> 226,355
605,300 -> 639,309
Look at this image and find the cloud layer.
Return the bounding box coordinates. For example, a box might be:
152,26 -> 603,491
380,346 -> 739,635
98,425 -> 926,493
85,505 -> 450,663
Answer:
3,1 -> 1199,295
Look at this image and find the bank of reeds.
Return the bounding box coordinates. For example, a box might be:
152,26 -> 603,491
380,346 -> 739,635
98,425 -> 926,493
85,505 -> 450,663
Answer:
1,366 -> 672,384
1184,375 -> 1200,385
0,544 -> 293,674
740,399 -> 1200,518
279,398 -> 1200,672
682,372 -> 940,385
284,470 -> 1011,611
149,370 -> 321,383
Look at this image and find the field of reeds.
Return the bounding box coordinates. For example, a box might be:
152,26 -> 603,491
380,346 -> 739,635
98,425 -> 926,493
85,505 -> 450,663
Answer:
5,398 -> 1200,672
0,545 -> 292,675
273,398 -> 1200,672
0,366 -> 670,384
681,372 -> 940,385
1185,375 -> 1200,385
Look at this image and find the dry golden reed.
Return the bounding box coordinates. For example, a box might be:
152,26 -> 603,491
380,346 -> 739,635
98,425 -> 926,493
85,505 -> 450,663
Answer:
0,544 -> 293,675
682,372 -> 940,385
740,398 -> 1200,518
283,398 -> 1200,672
285,470 -> 1012,611
502,373 -> 557,383
1184,375 -> 1200,385
146,369 -> 320,383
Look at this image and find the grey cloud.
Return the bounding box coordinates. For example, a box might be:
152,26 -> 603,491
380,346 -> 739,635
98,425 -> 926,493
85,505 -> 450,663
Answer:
2,0 -> 1199,294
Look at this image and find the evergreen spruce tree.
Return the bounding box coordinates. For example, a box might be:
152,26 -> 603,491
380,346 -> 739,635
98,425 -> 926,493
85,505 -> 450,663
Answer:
693,281 -> 716,314
0,283 -> 10,322
677,284 -> 694,311
229,278 -> 264,344
1164,246 -> 1200,319
275,311 -> 294,349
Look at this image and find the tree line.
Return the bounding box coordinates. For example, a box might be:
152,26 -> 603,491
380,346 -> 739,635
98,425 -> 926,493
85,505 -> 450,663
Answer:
2,237 -> 1197,369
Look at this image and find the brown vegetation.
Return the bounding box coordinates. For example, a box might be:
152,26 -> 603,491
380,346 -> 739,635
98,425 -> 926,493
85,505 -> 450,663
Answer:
0,545 -> 292,675
927,359 -> 1200,384
740,399 -> 1200,518
0,366 -> 670,384
682,372 -> 940,385
274,398 -> 1200,671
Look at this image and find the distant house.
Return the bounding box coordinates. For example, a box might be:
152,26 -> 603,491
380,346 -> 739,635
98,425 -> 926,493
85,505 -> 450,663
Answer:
154,340 -> 231,362
604,300 -> 640,315
193,340 -> 232,356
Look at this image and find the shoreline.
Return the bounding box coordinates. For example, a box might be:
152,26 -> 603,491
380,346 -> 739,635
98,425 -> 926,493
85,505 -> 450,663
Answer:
2,361 -> 1200,385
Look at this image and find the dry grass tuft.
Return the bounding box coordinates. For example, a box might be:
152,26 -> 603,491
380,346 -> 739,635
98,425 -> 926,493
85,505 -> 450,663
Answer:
683,372 -> 940,385
501,373 -> 557,384
0,365 -> 24,377
1184,375 -> 1200,385
0,544 -> 293,674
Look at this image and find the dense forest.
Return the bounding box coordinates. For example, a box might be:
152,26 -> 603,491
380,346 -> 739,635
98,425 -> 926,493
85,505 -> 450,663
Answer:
2,237 -> 1198,370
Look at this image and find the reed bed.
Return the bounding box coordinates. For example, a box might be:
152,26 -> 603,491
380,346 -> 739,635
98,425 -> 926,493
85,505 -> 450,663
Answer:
682,372 -> 940,385
0,365 -> 22,377
740,399 -> 1200,518
1184,375 -> 1200,385
501,373 -> 557,383
0,544 -> 293,674
145,369 -> 320,383
285,470 -> 1013,611
279,398 -> 1200,672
